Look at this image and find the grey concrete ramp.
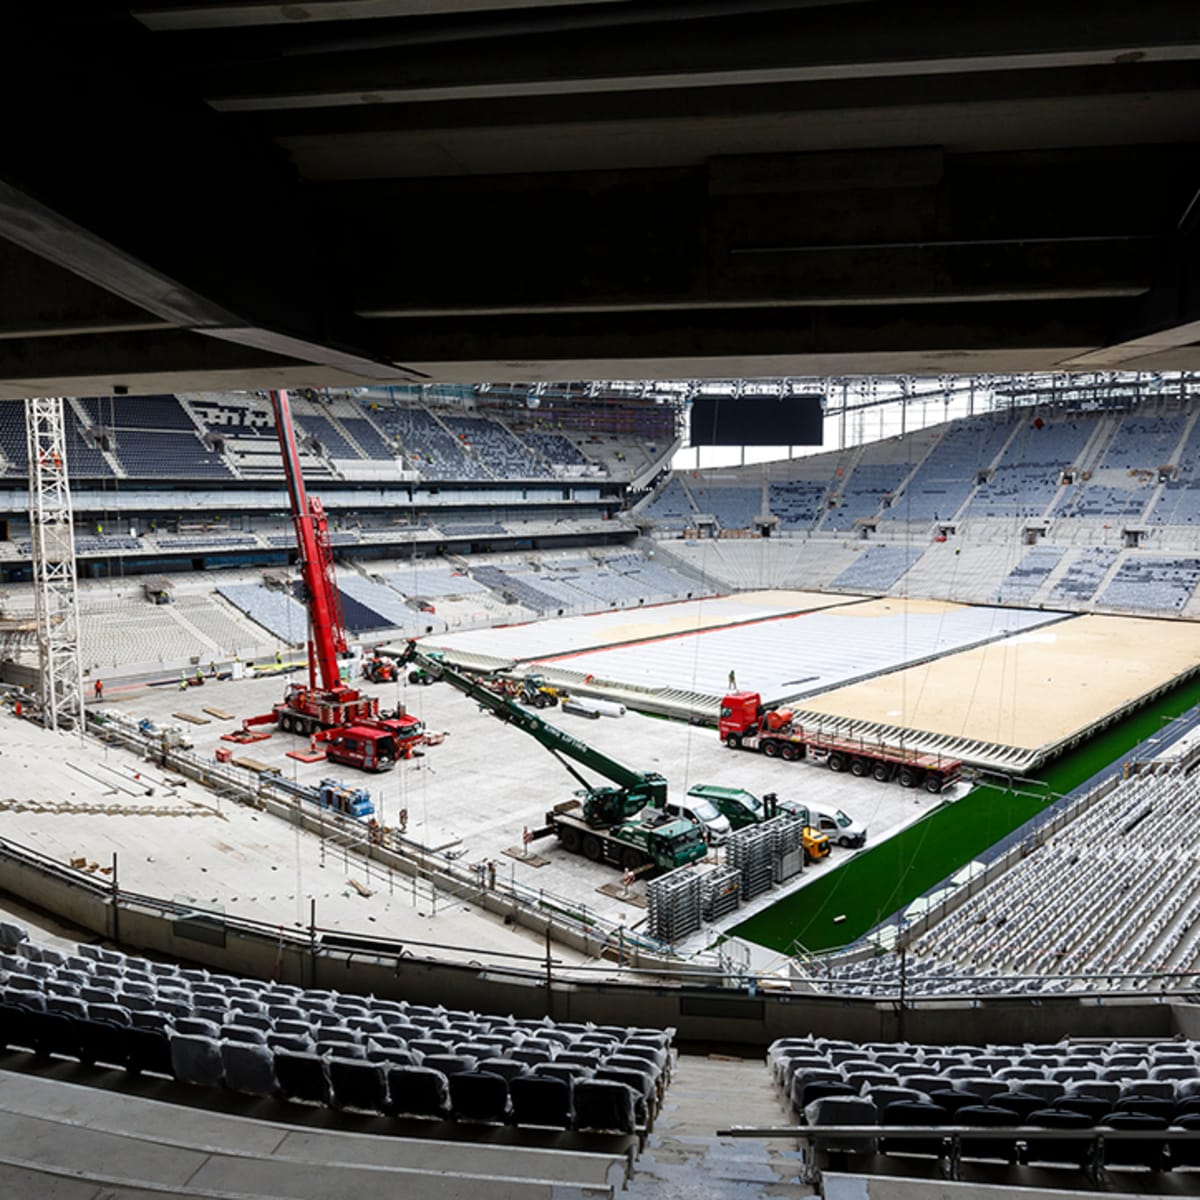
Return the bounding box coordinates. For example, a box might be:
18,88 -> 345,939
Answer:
0,1072 -> 620,1200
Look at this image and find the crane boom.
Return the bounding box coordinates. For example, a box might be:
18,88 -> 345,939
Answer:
396,642 -> 666,821
241,390 -> 384,751
270,388 -> 347,693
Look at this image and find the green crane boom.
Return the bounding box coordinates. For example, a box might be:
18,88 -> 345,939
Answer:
395,642 -> 665,826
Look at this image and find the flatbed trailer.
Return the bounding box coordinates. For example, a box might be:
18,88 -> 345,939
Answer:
720,691 -> 962,794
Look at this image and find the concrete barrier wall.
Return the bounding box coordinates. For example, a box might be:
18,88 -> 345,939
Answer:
0,834 -> 1185,1049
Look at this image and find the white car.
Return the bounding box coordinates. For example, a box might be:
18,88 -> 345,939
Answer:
664,797 -> 732,845
770,794 -> 867,848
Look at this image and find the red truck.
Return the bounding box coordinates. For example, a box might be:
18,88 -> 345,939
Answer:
315,724 -> 398,772
718,691 -> 962,794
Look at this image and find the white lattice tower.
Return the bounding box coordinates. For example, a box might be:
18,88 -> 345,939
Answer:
25,396 -> 85,732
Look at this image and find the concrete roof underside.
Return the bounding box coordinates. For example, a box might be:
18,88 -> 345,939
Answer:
1,2 -> 1199,397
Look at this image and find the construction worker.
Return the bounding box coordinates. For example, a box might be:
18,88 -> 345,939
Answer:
179,669 -> 188,691
195,666 -> 204,685
275,649 -> 283,667
728,668 -> 737,691
209,660 -> 217,678
93,679 -> 103,701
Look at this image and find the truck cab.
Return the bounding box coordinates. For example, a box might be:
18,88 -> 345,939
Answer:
616,812 -> 708,869
323,726 -> 396,772
718,691 -> 764,744
686,783 -> 764,830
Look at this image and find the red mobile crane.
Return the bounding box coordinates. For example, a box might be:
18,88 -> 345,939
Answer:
242,390 -> 423,770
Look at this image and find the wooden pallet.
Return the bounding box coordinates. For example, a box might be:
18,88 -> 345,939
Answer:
501,846 -> 549,867
172,712 -> 210,725
230,756 -> 279,775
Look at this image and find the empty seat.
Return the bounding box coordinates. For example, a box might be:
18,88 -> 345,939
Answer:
898,1073 -> 951,1095
76,1018 -> 130,1070
798,1080 -> 856,1110
476,1057 -> 526,1081
1121,1079 -> 1175,1101
533,1062 -> 593,1087
879,1100 -> 946,1158
131,1012 -> 170,1032
1017,1079 -> 1066,1103
1024,1108 -> 1095,1168
557,1050 -> 602,1070
996,1066 -> 1046,1083
1054,1094 -> 1112,1122
174,1017 -> 220,1038
0,922 -> 28,949
1113,1095 -> 1174,1122
221,1024 -> 267,1046
990,1091 -> 1045,1121
788,1067 -> 842,1110
1100,1112 -> 1168,1170
409,1038 -> 453,1057
25,1010 -> 83,1061
449,1070 -> 510,1124
929,1089 -> 983,1117
1067,1079 -> 1121,1105
804,1095 -> 878,1153
221,1040 -> 278,1098
267,1032 -> 312,1053
274,1050 -> 329,1106
1170,1113 -> 1200,1168
170,1034 -> 224,1087
420,1053 -> 476,1077
45,996 -> 87,1021
510,1075 -> 571,1129
124,1027 -> 173,1077
867,1086 -> 928,1111
229,1011 -> 272,1032
386,1065 -> 450,1120
328,1056 -> 387,1114
956,1104 -> 1018,1162
843,1069 -> 898,1093
596,1065 -> 653,1124
574,1080 -> 637,1134
511,1047 -> 553,1068
953,1078 -> 1010,1102
369,1047 -> 417,1068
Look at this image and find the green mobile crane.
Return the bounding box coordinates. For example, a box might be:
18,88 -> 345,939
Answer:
394,643 -> 706,874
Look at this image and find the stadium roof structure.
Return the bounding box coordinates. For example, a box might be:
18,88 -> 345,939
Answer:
0,3 -> 1198,396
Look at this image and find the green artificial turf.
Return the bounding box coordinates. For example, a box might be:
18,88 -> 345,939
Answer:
730,671 -> 1200,954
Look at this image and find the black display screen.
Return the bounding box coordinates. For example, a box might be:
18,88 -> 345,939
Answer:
689,394 -> 824,446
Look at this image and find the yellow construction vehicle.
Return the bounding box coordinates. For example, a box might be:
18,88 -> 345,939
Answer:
519,675 -> 565,709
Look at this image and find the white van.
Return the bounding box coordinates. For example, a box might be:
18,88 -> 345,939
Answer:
769,794 -> 867,848
664,796 -> 732,845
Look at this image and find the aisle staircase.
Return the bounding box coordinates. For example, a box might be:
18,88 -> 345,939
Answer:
625,1053 -> 812,1198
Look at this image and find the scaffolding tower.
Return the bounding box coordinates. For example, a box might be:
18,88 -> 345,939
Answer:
26,397 -> 85,732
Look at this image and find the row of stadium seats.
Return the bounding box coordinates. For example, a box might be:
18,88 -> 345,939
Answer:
648,404 -> 1200,534
0,927 -> 673,1136
770,1036 -> 1200,1171
808,762 -> 1200,996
